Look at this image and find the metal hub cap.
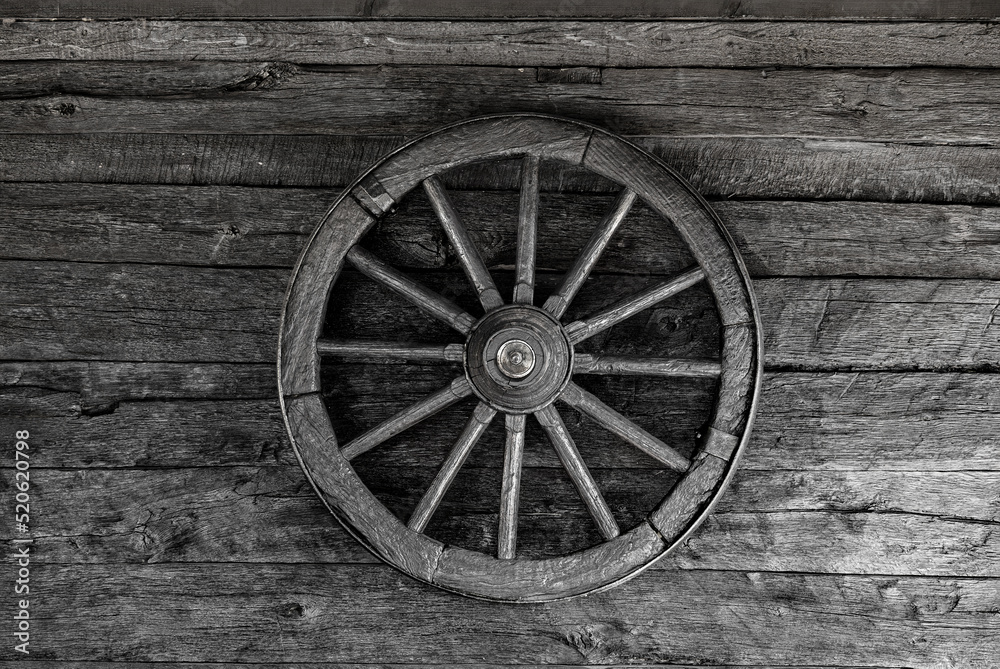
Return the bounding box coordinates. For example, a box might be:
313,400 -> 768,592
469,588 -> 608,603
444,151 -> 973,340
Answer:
465,305 -> 573,414
497,339 -> 535,378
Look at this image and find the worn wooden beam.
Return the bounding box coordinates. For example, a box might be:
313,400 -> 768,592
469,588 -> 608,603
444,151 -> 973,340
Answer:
368,0 -> 1000,20
3,135 -> 999,206
0,664 -> 918,669
6,260 -> 997,370
0,260 -> 288,363
0,0 -> 365,19
0,361 -> 277,402
2,0 -> 998,18
4,460 -> 999,573
1,564 -> 996,666
0,664 -> 916,669
5,371 -> 1000,472
7,184 -> 1000,280
1,63 -> 998,142
2,20 -> 1000,68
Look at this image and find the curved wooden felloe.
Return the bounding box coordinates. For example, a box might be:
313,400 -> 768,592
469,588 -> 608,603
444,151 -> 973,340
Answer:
278,113 -> 763,602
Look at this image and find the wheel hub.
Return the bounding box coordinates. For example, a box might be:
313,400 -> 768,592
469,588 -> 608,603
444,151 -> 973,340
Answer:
496,339 -> 535,378
465,305 -> 573,413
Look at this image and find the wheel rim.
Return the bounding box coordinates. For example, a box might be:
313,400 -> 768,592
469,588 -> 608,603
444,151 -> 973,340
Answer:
278,113 -> 763,602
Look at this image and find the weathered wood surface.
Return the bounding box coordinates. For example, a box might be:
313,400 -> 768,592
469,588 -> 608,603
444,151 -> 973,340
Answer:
0,665 -> 921,669
1,564 -> 997,666
2,7 -> 998,664
2,63 -> 999,142
8,371 -> 998,472
0,665 -> 913,669
0,664 -> 931,669
5,20 -> 1000,68
3,260 -> 997,371
5,135 -> 1000,206
6,184 -> 1000,279
7,460 -> 1000,575
3,0 -> 999,18
0,361 -> 276,401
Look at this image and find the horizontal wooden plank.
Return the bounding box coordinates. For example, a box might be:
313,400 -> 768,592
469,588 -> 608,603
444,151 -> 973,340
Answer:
1,63 -> 999,142
2,564 -> 996,666
3,20 -> 1000,68
4,372 -> 999,471
3,134 -> 999,205
6,183 -> 1000,279
674,510 -> 1000,575
3,464 -> 998,574
0,388 -> 295,467
0,361 -> 277,402
0,261 -> 287,363
0,0 -> 363,18
0,665 -> 900,669
0,664 -> 908,669
758,279 -> 1000,372
2,259 -> 998,370
748,372 -> 1000,472
2,0 -> 998,18
370,0 -> 1000,19
0,183 -> 328,267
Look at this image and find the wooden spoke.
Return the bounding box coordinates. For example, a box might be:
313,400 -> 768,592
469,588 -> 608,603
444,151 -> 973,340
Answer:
543,188 -> 638,319
341,377 -> 473,461
422,175 -> 504,311
534,404 -> 620,541
498,413 -> 526,560
574,353 -> 721,379
565,267 -> 706,344
513,154 -> 541,305
560,382 -> 690,472
317,339 -> 465,363
408,403 -> 498,533
346,245 -> 477,335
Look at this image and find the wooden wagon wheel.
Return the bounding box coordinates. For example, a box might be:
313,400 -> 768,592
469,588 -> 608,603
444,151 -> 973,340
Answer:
278,114 -> 762,602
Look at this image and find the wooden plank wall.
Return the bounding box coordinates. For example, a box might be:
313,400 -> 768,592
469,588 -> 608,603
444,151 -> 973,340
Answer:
2,2 -> 1000,667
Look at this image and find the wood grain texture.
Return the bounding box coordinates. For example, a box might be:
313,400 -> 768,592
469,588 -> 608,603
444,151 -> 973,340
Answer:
710,323 -> 759,439
285,392 -> 444,581
433,522 -> 663,601
13,0 -> 998,19
280,196 -> 373,395
352,116 -> 592,213
367,0 -> 1000,19
756,279 -> 1000,372
2,20 -> 1000,68
5,135 -> 1000,206
2,63 -> 998,142
2,8 -> 998,664
582,130 -> 755,329
8,371 -> 998,472
0,260 -> 287,363
0,0 -> 364,18
649,453 -> 727,540
6,184 -> 1000,280
0,664 -> 920,669
2,263 -> 999,369
0,664 -> 917,669
0,361 -> 277,402
5,462 -> 1000,573
1,565 -> 997,665
3,0 -> 999,18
